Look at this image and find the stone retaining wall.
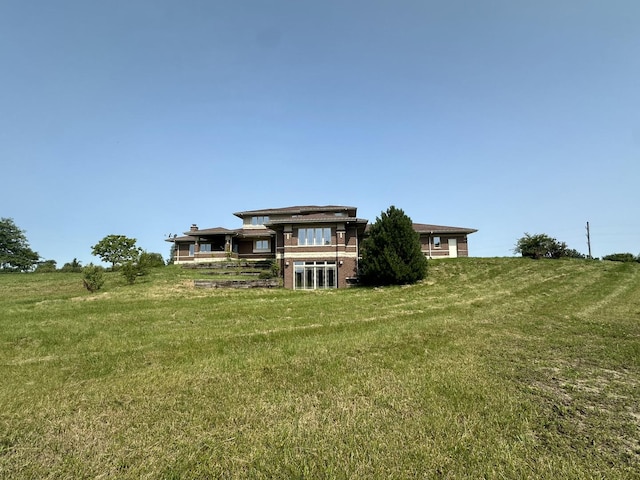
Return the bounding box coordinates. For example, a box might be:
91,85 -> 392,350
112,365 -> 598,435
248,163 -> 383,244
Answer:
194,279 -> 280,289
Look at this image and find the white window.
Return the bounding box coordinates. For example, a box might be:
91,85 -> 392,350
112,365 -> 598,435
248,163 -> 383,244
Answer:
188,244 -> 195,256
200,243 -> 212,252
251,216 -> 269,225
294,261 -> 337,289
433,236 -> 441,248
298,228 -> 332,246
255,240 -> 270,251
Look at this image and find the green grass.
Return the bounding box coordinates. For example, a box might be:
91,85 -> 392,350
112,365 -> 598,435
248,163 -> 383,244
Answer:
1,259 -> 639,478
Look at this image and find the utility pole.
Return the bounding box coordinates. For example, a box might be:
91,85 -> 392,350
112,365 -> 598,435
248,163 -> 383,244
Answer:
586,221 -> 592,259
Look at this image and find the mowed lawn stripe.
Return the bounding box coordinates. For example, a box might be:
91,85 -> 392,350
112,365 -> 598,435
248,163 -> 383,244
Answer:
0,259 -> 638,478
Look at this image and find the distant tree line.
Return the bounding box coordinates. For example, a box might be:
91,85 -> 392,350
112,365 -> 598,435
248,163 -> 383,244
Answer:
514,232 -> 639,262
0,218 -> 168,293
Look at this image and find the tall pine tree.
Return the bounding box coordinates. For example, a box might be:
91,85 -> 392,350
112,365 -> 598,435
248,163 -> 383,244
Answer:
359,206 -> 427,286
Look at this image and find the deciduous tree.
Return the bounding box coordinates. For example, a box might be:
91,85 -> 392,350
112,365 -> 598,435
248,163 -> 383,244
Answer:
514,233 -> 573,259
0,218 -> 40,272
91,235 -> 141,269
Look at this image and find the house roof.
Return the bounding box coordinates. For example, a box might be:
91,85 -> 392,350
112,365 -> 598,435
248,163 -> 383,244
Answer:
169,207 -> 476,243
233,205 -> 357,218
233,228 -> 275,238
411,223 -> 478,235
177,227 -> 275,239
265,216 -> 368,225
165,235 -> 196,243
184,227 -> 234,236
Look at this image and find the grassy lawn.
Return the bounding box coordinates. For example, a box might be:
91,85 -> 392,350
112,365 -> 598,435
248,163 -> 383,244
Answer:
1,259 -> 639,478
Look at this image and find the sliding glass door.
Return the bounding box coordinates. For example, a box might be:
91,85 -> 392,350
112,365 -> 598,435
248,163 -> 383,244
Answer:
294,261 -> 337,289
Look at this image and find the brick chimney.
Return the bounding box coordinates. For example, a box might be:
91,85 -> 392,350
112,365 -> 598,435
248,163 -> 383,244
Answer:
190,224 -> 198,232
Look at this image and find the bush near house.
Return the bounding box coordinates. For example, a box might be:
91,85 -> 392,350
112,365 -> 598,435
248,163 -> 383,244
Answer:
121,252 -> 166,285
139,251 -> 165,268
359,205 -> 427,286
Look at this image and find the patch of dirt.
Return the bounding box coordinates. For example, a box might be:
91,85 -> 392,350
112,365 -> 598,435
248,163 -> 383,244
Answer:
530,363 -> 640,463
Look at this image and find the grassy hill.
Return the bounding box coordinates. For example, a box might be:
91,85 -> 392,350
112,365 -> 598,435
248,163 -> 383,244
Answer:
1,258 -> 639,478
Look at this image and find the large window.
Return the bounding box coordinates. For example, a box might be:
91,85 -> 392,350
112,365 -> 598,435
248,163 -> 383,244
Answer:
294,261 -> 337,289
251,216 -> 269,225
200,243 -> 212,252
298,227 -> 332,246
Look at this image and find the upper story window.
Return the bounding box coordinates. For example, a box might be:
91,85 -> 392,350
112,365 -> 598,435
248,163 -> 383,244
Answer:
251,216 -> 269,226
433,236 -> 441,248
298,227 -> 332,246
255,239 -> 270,251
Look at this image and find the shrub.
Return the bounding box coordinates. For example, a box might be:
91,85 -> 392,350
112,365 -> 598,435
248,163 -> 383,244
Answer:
258,261 -> 280,279
258,270 -> 273,279
564,249 -> 587,259
602,253 -> 636,263
82,264 -> 105,292
120,261 -> 139,285
119,252 -> 165,285
139,252 -> 165,269
34,260 -> 57,273
60,258 -> 83,273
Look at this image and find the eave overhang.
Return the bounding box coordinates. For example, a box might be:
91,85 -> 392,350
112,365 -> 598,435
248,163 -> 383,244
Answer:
411,223 -> 478,235
233,205 -> 357,218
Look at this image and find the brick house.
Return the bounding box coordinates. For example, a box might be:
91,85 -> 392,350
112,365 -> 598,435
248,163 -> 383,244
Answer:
168,205 -> 477,289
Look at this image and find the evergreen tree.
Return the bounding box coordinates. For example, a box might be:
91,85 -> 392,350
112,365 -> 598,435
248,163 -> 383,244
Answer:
0,218 -> 40,272
359,206 -> 427,286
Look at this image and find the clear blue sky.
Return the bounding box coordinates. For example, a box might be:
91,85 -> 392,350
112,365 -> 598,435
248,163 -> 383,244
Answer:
1,1 -> 638,265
